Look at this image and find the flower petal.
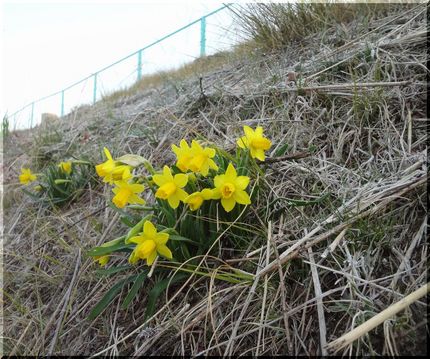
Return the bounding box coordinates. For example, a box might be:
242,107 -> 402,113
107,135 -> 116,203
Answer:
144,221 -> 157,237
235,176 -> 250,190
199,162 -> 209,177
129,194 -> 145,205
255,126 -> 263,136
162,166 -> 174,181
214,174 -> 225,188
208,159 -> 219,171
129,235 -> 145,244
157,244 -> 172,259
112,190 -> 129,208
146,251 -> 157,265
237,136 -> 248,149
167,195 -> 180,209
173,173 -> 188,188
154,232 -> 169,245
175,188 -> 189,201
153,174 -> 167,186
221,197 -> 236,212
233,190 -> 251,205
224,163 -> 237,182
97,255 -> 110,266
95,163 -> 107,177
128,250 -> 139,264
129,183 -> 145,193
103,147 -> 113,160
243,125 -> 254,138
254,149 -> 265,161
211,188 -> 221,199
171,143 -> 180,155
191,140 -> 203,151
204,147 -> 216,158
201,188 -> 214,200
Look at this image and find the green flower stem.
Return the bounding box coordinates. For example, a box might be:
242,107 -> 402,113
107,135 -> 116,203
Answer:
127,205 -> 156,211
72,160 -> 92,165
158,263 -> 253,284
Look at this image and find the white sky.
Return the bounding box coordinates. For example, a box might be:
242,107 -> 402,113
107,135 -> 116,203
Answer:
1,0 -> 241,129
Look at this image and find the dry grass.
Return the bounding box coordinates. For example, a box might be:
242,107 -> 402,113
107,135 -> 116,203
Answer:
2,3 -> 428,356
101,50 -> 237,104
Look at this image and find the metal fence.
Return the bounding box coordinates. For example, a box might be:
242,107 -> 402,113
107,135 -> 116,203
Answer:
8,4 -> 236,130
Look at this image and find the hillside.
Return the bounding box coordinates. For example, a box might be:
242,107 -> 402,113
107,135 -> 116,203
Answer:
2,3 -> 428,356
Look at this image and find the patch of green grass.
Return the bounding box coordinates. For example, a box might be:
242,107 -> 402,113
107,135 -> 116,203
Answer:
348,214 -> 395,251
352,87 -> 386,126
235,3 -> 408,52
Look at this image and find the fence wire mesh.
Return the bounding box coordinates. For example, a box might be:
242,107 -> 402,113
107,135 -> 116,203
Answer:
7,4 -> 239,130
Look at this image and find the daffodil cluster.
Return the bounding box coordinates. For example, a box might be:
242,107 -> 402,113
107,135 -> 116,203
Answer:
92,126 -> 271,268
19,159 -> 95,208
18,161 -> 74,186
95,147 -> 145,209
152,139 -> 252,213
164,126 -> 271,212
87,126 -> 271,320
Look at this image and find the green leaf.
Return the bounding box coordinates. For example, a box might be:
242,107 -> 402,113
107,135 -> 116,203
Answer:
308,144 -> 317,153
274,143 -> 289,156
52,183 -> 71,196
180,243 -> 192,260
127,205 -> 155,211
158,201 -> 176,227
144,273 -> 188,320
95,265 -> 131,277
121,270 -> 148,309
87,241 -> 133,257
88,274 -> 137,320
169,234 -> 200,246
116,154 -> 148,167
121,217 -> 134,227
22,188 -> 42,200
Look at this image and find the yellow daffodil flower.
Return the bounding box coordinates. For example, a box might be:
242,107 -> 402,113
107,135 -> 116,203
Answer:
237,125 -> 272,161
93,239 -> 116,267
153,166 -> 188,209
171,139 -> 193,172
94,255 -> 110,267
59,161 -> 72,175
187,140 -> 218,176
172,139 -> 218,176
184,188 -> 214,211
112,181 -> 145,208
128,220 -> 172,265
19,168 -> 37,185
95,147 -> 132,184
212,163 -> 251,212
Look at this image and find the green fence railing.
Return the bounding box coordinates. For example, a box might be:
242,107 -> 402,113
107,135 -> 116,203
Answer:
8,4 -> 231,129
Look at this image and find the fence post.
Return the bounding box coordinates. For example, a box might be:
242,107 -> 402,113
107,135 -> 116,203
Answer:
93,73 -> 98,104
30,102 -> 34,128
61,90 -> 65,117
137,50 -> 143,81
200,16 -> 206,57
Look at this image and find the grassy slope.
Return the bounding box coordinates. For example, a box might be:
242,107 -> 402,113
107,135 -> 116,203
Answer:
2,3 -> 428,356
